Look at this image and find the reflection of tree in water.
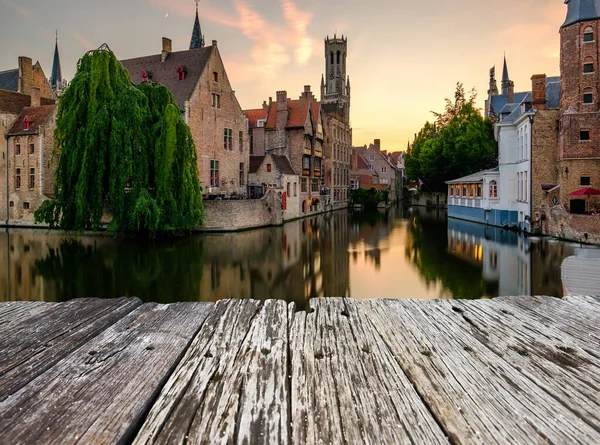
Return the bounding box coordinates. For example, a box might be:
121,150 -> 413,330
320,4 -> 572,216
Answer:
404,209 -> 498,299
35,237 -> 204,303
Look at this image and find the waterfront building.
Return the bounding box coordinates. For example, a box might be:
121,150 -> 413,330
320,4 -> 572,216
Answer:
120,5 -> 249,198
321,35 -> 352,207
247,152 -> 301,220
349,148 -> 377,191
0,54 -> 57,224
352,140 -> 398,201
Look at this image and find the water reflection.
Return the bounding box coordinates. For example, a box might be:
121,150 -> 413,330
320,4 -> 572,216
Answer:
0,208 -> 597,303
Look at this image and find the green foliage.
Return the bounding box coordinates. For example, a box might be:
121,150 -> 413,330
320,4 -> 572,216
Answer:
351,187 -> 384,210
35,47 -> 203,233
405,83 -> 497,192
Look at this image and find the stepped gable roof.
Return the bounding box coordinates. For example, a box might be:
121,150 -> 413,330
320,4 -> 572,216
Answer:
0,90 -> 54,114
120,45 -> 213,110
249,155 -> 265,174
563,0 -> 600,27
272,154 -> 296,175
0,69 -> 18,91
244,108 -> 267,128
446,167 -> 499,184
7,105 -> 56,135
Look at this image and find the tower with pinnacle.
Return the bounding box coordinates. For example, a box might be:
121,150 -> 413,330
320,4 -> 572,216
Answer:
320,34 -> 350,125
50,31 -> 65,97
190,0 -> 205,49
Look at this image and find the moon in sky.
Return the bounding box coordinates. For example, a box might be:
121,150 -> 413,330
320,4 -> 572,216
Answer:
165,13 -> 169,17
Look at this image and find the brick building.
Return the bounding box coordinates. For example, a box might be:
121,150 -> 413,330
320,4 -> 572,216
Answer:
321,35 -> 352,206
350,149 -> 377,191
121,7 -> 249,198
352,140 -> 398,201
556,0 -> 600,213
1,53 -> 56,224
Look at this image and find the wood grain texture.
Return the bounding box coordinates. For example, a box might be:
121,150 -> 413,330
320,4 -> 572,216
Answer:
0,301 -> 58,331
289,298 -> 449,445
0,297 -> 141,401
0,302 -> 212,445
134,299 -> 289,445
361,298 -> 600,445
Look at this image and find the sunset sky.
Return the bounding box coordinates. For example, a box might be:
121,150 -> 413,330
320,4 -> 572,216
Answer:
0,0 -> 567,150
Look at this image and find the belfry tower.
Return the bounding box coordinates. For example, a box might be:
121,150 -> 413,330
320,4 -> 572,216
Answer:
321,35 -> 350,124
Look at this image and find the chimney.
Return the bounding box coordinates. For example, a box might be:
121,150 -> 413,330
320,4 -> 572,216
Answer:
18,56 -> 33,95
212,40 -> 217,47
508,81 -> 515,104
161,37 -> 172,62
276,91 -> 288,131
531,74 -> 547,110
351,148 -> 358,170
374,139 -> 381,151
30,87 -> 40,108
262,100 -> 268,109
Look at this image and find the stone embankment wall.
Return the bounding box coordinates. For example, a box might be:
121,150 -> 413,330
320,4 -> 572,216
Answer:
202,189 -> 283,231
545,206 -> 600,245
411,192 -> 447,208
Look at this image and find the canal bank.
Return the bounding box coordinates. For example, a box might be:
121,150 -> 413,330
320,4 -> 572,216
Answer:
2,207 -> 598,303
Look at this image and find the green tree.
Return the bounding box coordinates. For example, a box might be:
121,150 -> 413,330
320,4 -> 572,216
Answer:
405,83 -> 497,191
35,46 -> 203,233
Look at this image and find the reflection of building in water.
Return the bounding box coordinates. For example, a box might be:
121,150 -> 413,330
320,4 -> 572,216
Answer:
447,219 -> 531,296
349,210 -> 395,270
321,212 -> 350,297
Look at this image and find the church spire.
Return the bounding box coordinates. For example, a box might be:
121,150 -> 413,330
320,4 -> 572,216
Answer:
501,54 -> 510,95
190,0 -> 205,49
50,30 -> 63,91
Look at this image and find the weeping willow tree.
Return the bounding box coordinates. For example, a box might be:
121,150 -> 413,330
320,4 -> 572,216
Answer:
35,45 -> 203,233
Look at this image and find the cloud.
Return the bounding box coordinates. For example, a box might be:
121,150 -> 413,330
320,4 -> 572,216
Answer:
280,0 -> 314,65
1,0 -> 31,19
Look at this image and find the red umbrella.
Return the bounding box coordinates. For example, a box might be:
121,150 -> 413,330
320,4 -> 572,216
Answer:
568,187 -> 600,196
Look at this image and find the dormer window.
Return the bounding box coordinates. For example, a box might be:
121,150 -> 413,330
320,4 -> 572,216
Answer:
142,71 -> 149,82
23,117 -> 30,130
176,65 -> 186,81
584,27 -> 594,42
213,71 -> 218,82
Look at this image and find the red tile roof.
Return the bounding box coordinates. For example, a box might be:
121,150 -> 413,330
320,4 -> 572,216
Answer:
7,105 -> 56,135
244,108 -> 267,128
265,99 -> 311,129
311,102 -> 321,128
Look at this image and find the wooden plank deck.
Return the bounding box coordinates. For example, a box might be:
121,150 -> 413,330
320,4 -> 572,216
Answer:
0,296 -> 598,444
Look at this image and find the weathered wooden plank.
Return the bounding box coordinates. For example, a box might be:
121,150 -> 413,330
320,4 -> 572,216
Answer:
362,298 -> 600,444
0,301 -> 58,331
0,297 -> 141,401
134,299 -> 290,445
289,298 -> 449,445
449,298 -> 600,430
494,295 -> 600,345
0,302 -> 213,445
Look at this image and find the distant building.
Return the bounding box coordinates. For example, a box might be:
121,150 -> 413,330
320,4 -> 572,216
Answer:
120,6 -> 249,198
484,57 -> 529,119
352,140 -> 397,201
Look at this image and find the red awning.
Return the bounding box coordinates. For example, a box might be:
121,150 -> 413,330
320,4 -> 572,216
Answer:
568,187 -> 600,196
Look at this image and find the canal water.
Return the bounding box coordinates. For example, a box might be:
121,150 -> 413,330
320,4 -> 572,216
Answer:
1,207 -> 598,305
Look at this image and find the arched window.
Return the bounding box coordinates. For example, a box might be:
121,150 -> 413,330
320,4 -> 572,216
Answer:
336,51 -> 341,64
583,87 -> 593,104
490,180 -> 498,198
584,26 -> 594,42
